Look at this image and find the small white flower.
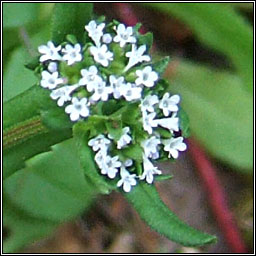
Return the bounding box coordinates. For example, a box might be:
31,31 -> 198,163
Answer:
159,93 -> 180,117
40,71 -> 64,89
88,134 -> 111,152
122,83 -> 142,101
141,136 -> 161,159
162,137 -> 187,159
142,111 -> 158,134
141,155 -> 162,184
85,20 -> 105,46
65,97 -> 90,121
116,127 -> 132,149
114,23 -> 136,48
117,166 -> 137,192
90,44 -> 113,67
79,66 -> 102,91
95,149 -> 108,169
48,62 -> 58,73
135,66 -> 158,87
38,41 -> 62,62
90,80 -> 113,102
102,33 -> 112,44
50,84 -> 79,106
124,44 -> 151,72
140,95 -> 159,113
156,115 -> 179,132
101,155 -> 122,179
109,75 -> 126,99
62,44 -> 82,65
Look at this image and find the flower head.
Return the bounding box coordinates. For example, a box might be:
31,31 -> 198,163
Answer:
90,44 -> 113,67
40,71 -> 64,89
88,134 -> 111,152
109,75 -> 126,99
116,127 -> 132,149
50,84 -> 79,106
162,137 -> 187,159
100,155 -> 122,179
159,93 -> 180,117
85,20 -> 105,47
142,111 -> 158,134
117,166 -> 137,192
122,83 -> 142,101
79,66 -> 102,91
95,149 -> 108,169
124,44 -> 151,72
135,66 -> 158,88
114,23 -> 136,48
90,80 -> 113,102
156,115 -> 179,132
141,155 -> 162,184
141,136 -> 161,159
62,44 -> 82,65
65,97 -> 90,121
38,41 -> 62,62
140,95 -> 159,113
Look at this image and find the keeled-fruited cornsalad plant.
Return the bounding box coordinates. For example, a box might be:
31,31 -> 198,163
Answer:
37,19 -> 187,192
3,4 -> 216,252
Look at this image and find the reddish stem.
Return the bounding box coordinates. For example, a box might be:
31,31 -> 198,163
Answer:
114,3 -> 147,34
114,2 -> 248,253
188,138 -> 247,253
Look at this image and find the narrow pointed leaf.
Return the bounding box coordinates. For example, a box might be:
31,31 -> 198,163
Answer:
125,182 -> 216,246
153,56 -> 170,74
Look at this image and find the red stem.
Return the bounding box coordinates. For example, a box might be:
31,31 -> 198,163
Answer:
188,138 -> 247,253
114,2 -> 248,253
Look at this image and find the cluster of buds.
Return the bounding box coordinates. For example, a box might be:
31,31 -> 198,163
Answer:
37,19 -> 187,192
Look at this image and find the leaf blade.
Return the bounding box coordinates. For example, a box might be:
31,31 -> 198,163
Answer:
125,182 -> 216,246
143,3 -> 253,94
51,3 -> 93,44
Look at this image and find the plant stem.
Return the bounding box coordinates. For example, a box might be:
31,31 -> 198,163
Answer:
188,138 -> 247,253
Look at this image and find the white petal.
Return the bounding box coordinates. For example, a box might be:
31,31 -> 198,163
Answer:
70,111 -> 80,121
123,182 -> 131,192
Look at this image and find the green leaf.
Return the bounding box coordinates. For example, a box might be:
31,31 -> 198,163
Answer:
73,122 -> 116,194
3,85 -> 73,179
177,107 -> 190,138
125,182 -> 216,246
4,24 -> 51,102
169,61 -> 253,171
154,174 -> 173,181
3,3 -> 40,29
138,32 -> 153,50
143,3 -> 253,94
51,3 -> 93,44
106,120 -> 123,142
3,138 -> 97,252
153,56 -> 170,75
121,144 -> 144,163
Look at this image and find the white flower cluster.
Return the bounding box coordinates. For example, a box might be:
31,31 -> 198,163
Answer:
37,19 -> 187,192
